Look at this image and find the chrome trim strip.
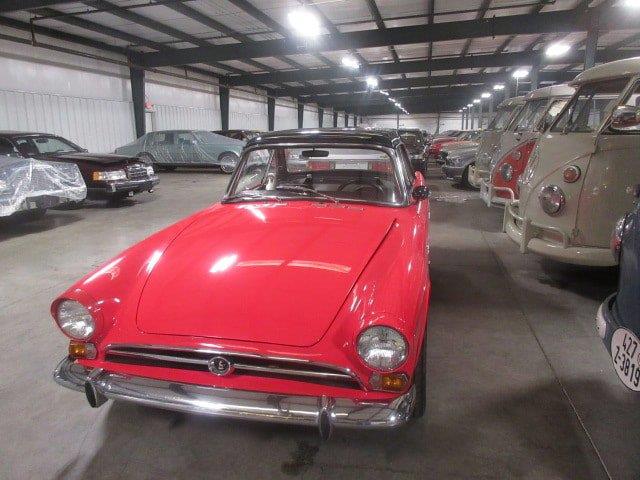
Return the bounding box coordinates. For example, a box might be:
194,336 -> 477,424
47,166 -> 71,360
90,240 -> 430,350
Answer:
53,357 -> 414,430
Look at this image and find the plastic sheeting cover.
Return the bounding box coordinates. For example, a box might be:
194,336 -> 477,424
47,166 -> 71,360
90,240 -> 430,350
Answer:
0,157 -> 87,217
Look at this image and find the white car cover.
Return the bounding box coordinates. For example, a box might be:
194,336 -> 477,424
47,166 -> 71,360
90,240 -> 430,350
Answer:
0,157 -> 87,217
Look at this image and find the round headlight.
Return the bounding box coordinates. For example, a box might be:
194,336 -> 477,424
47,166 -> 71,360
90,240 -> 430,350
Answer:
500,163 -> 513,182
539,185 -> 565,216
56,300 -> 95,340
357,326 -> 407,371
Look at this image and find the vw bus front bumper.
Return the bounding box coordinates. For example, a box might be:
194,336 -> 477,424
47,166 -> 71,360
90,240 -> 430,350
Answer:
503,201 -> 618,266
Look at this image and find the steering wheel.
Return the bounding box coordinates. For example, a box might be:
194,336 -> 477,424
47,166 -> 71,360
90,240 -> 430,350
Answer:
337,179 -> 384,194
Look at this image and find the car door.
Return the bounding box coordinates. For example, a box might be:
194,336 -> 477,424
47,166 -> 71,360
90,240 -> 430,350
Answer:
175,132 -> 201,165
147,131 -> 174,165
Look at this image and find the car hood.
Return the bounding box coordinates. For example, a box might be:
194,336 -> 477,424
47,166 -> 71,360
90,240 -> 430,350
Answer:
43,152 -> 137,165
136,202 -> 396,347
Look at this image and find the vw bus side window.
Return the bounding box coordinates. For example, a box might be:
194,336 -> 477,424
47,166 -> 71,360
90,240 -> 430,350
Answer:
610,82 -> 640,133
539,99 -> 569,132
488,108 -> 514,131
551,78 -> 629,133
509,99 -> 548,133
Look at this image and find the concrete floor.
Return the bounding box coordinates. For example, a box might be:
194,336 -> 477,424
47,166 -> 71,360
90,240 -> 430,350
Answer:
1,168 -> 638,480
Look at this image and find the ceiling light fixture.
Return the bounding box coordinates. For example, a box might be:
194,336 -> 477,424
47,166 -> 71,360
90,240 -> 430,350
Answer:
622,0 -> 640,8
545,42 -> 571,58
473,99 -> 481,104
366,76 -> 379,89
493,84 -> 505,90
288,8 -> 321,38
341,56 -> 360,69
481,92 -> 492,99
512,68 -> 529,79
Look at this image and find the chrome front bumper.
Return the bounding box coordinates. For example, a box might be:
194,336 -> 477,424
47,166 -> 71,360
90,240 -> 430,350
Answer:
503,201 -> 617,266
479,178 -> 513,207
53,357 -> 415,432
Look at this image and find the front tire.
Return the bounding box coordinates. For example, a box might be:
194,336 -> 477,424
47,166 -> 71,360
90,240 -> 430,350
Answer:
460,164 -> 473,189
219,153 -> 239,174
411,338 -> 427,419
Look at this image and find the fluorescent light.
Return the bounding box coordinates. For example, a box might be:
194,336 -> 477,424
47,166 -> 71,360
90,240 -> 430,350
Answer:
622,0 -> 640,8
493,84 -> 505,90
288,8 -> 321,38
545,42 -> 571,58
388,97 -> 395,102
467,103 -> 473,107
341,56 -> 360,69
394,102 -> 401,107
366,76 -> 379,89
481,92 -> 491,99
512,68 -> 529,79
473,99 -> 481,104
458,109 -> 463,112
380,90 -> 389,96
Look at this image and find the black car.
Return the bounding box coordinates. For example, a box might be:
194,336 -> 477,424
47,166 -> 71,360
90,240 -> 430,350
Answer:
0,132 -> 159,201
397,129 -> 427,172
213,130 -> 260,142
597,188 -> 640,391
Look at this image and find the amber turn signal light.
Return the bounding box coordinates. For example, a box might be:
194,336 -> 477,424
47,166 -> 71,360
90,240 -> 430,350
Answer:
68,341 -> 97,359
370,373 -> 408,392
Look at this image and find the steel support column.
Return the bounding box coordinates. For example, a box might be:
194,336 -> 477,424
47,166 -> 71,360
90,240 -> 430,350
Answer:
585,16 -> 599,70
219,86 -> 230,131
333,111 -> 338,127
268,97 -> 275,131
130,66 -> 145,138
297,102 -> 304,129
318,107 -> 324,128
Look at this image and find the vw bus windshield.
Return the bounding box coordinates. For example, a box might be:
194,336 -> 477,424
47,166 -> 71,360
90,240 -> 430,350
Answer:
488,106 -> 517,131
509,99 -> 549,132
551,78 -> 630,133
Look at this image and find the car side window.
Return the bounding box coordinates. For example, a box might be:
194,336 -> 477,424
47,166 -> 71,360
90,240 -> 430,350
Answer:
150,132 -> 172,146
14,138 -> 38,157
0,138 -> 17,157
396,145 -> 415,187
538,99 -> 569,132
176,133 -> 196,146
618,82 -> 640,133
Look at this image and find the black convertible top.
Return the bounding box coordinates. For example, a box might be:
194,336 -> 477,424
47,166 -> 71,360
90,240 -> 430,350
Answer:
245,128 -> 402,149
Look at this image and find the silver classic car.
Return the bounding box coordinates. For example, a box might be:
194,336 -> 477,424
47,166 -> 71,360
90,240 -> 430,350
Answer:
115,130 -> 245,173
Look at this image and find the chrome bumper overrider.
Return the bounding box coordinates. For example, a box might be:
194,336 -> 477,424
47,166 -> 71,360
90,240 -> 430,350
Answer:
53,357 -> 415,432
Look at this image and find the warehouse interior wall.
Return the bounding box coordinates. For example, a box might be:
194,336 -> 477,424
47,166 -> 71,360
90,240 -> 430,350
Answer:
274,99 -> 298,131
303,105 -> 319,129
361,113 -> 463,133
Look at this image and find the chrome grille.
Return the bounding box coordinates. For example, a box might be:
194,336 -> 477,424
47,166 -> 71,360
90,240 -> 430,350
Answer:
105,345 -> 361,390
126,163 -> 149,181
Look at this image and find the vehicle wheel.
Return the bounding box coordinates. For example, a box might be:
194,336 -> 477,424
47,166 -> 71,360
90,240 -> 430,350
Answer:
411,338 -> 427,419
460,164 -> 472,189
219,153 -> 239,174
23,208 -> 47,221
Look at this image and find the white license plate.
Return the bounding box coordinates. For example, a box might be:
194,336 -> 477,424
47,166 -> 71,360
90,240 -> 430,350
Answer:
334,162 -> 368,170
611,327 -> 640,391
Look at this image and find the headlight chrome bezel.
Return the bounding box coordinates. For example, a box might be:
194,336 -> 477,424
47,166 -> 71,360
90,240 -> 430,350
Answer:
539,184 -> 566,216
55,299 -> 96,340
357,326 -> 408,372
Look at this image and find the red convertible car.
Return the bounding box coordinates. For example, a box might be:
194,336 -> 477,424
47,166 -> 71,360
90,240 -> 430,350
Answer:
52,129 -> 431,438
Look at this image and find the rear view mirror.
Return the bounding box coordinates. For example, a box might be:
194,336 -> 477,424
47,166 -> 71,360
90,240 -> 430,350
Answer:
301,149 -> 329,158
610,105 -> 640,131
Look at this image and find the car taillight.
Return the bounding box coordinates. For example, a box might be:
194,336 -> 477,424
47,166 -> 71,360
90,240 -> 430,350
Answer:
308,160 -> 331,170
496,140 -> 536,182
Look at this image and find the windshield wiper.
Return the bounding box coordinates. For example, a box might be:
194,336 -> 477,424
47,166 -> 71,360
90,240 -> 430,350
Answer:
223,190 -> 283,203
275,184 -> 339,203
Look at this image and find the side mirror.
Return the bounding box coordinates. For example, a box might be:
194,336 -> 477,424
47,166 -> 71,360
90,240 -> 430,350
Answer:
412,185 -> 430,200
611,105 -> 640,131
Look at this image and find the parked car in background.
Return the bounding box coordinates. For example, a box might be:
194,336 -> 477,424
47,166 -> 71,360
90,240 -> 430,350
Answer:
213,130 -> 261,142
0,132 -> 158,202
398,128 -> 428,171
437,130 -> 481,165
115,130 -> 245,173
504,57 -> 640,266
0,150 -> 86,219
468,96 -> 526,189
52,129 -> 431,439
482,84 -> 574,206
597,190 -> 640,391
427,134 -> 464,158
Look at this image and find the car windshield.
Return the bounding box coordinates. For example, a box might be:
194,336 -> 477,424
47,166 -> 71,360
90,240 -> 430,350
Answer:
194,131 -> 227,144
488,107 -> 517,130
509,99 -> 549,132
551,77 -> 630,133
226,146 -> 405,206
399,131 -> 424,147
14,136 -> 80,156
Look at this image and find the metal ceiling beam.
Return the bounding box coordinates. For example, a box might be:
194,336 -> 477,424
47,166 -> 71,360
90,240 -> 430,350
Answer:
0,0 -> 77,12
225,48 -> 640,88
363,0 -> 404,79
455,0 -> 491,75
281,70 -> 577,99
137,9 -> 634,67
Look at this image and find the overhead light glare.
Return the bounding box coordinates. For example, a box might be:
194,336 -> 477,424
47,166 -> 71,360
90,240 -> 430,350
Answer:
288,8 -> 321,38
380,90 -> 389,96
473,99 -> 481,104
481,92 -> 492,99
512,68 -> 529,79
622,0 -> 640,8
341,56 -> 360,69
545,42 -> 571,58
493,84 -> 505,90
467,103 -> 473,107
366,76 -> 379,89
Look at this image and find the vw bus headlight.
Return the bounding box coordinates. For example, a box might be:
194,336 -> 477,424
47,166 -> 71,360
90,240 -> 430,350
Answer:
55,300 -> 95,340
539,185 -> 565,216
500,163 -> 513,181
357,326 -> 407,371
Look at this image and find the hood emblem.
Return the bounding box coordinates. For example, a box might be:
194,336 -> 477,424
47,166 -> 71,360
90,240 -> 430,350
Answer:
208,356 -> 233,376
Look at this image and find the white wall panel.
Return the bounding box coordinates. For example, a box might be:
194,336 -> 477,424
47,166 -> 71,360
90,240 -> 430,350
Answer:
303,106 -> 319,129
229,91 -> 268,131
361,113 -> 463,133
337,113 -> 346,127
151,104 -> 219,131
275,100 -> 298,131
322,109 -> 333,128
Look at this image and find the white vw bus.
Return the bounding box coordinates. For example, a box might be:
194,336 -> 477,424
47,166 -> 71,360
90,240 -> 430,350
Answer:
503,57 -> 640,266
481,84 -> 575,206
469,96 -> 525,188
